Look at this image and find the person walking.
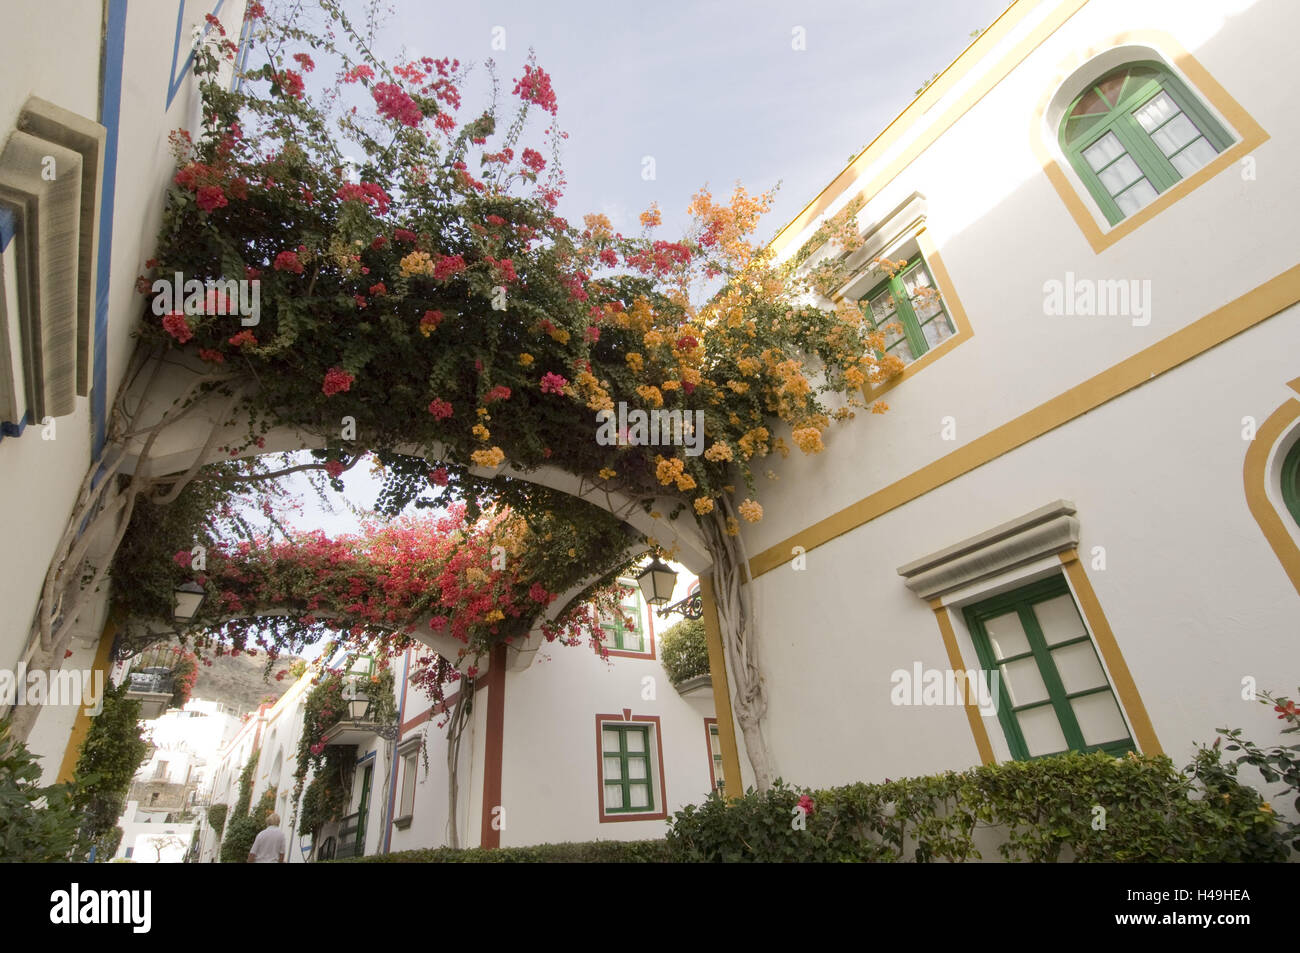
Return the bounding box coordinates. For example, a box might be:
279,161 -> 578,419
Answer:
247,813 -> 286,863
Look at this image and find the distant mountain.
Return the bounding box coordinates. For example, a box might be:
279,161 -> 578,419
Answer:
191,650 -> 303,715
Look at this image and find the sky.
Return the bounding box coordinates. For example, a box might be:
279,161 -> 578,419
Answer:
356,0 -> 1015,240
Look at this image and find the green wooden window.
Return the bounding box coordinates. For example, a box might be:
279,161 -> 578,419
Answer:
1060,61 -> 1234,225
963,576 -> 1135,761
1282,440 -> 1300,528
600,592 -> 645,652
602,724 -> 654,813
708,722 -> 725,792
859,256 -> 955,366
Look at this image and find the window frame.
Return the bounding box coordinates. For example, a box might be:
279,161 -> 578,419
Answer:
1060,61 -> 1235,226
1282,439 -> 1300,529
858,254 -> 955,366
704,717 -> 725,794
595,713 -> 668,823
596,585 -> 655,660
962,575 -> 1135,762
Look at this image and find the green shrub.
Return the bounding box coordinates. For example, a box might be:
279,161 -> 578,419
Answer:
666,751 -> 1288,862
72,682 -> 149,853
0,719 -> 88,862
659,618 -> 709,685
220,814 -> 263,863
345,840 -> 675,863
207,803 -> 229,837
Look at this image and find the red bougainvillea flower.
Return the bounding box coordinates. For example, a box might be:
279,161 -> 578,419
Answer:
427,398 -> 453,419
324,460 -> 345,478
539,372 -> 567,395
196,185 -> 227,212
419,310 -> 443,336
162,312 -> 193,344
173,549 -> 193,568
278,69 -> 306,99
342,64 -> 374,84
1275,700 -> 1299,719
433,254 -> 466,281
428,467 -> 450,487
676,334 -> 698,351
797,794 -> 815,816
528,582 -> 552,604
585,325 -> 600,343
370,235 -> 388,250
336,181 -> 391,214
483,385 -> 511,404
273,250 -> 304,273
393,228 -> 417,243
372,82 -> 424,126
309,742 -> 325,756
321,367 -> 354,396
512,65 -> 558,114
369,282 -> 387,296
228,330 -> 257,347
521,148 -> 546,173
292,52 -> 315,72
485,215 -> 506,227
245,266 -> 261,280
244,1 -> 266,20
198,348 -> 225,363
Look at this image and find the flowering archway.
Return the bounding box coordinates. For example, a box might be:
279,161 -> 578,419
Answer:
20,4 -> 903,793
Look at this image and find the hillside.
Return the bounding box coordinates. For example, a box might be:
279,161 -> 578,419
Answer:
190,651 -> 303,715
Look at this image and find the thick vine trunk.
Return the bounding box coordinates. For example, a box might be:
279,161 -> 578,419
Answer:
702,499 -> 775,792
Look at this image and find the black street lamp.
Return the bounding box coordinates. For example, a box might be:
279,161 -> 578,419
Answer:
635,557 -> 677,607
173,581 -> 206,621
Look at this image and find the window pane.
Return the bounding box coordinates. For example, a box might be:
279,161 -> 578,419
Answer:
604,756 -> 624,780
602,728 -> 621,752
985,611 -> 1030,660
1052,642 -> 1108,694
1169,136 -> 1217,177
1017,704 -> 1069,757
627,757 -> 647,780
886,338 -> 915,363
1114,179 -> 1158,217
920,315 -> 955,349
604,784 -> 623,810
1149,112 -> 1200,156
1097,154 -> 1144,195
1032,594 -> 1086,645
1071,692 -> 1130,746
1001,657 -> 1050,707
1083,131 -> 1125,171
868,291 -> 896,326
1133,90 -> 1178,133
628,784 -> 650,809
625,729 -> 645,753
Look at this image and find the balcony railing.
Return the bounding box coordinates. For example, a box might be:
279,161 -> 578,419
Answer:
128,669 -> 174,695
333,812 -> 365,859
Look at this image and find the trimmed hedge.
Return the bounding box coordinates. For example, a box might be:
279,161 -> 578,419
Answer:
350,749 -> 1287,863
668,750 -> 1288,862
345,839 -> 674,863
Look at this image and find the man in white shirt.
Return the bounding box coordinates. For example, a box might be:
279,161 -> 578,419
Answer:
247,812 -> 286,863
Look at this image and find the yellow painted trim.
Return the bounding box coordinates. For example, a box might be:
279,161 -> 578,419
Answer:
1243,389 -> 1300,598
929,598 -> 996,765
770,0 -> 1090,260
859,231 -> 976,402
56,610 -> 121,783
1031,30 -> 1270,254
750,263 -> 1300,578
1058,550 -> 1162,756
699,578 -> 743,799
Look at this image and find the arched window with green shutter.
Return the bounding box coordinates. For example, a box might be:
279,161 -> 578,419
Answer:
1282,439 -> 1300,529
1059,61 -> 1235,225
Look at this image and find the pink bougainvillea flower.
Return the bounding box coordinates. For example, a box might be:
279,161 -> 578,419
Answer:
342,64 -> 374,84
229,330 -> 257,347
162,312 -> 193,344
539,372 -> 567,395
797,794 -> 815,816
428,467 -> 450,487
273,250 -> 304,274
324,460 -> 345,478
372,82 -> 424,126
278,69 -> 305,99
432,254 -> 466,281
512,64 -> 558,114
292,52 -> 315,72
321,367 -> 354,396
483,385 -> 511,404
427,398 -> 453,420
521,148 -> 546,173
196,185 -> 228,212
173,549 -> 192,568
393,228 -> 417,243
198,348 -> 225,364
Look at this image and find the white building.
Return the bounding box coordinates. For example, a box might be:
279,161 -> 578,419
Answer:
705,0 -> 1300,805
202,575 -> 718,859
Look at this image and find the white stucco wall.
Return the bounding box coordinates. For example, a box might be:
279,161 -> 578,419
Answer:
727,0 -> 1300,801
